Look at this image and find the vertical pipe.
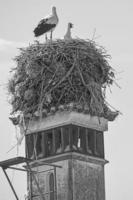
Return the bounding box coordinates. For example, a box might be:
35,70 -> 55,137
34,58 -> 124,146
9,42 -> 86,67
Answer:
61,127 -> 64,152
94,130 -> 97,155
77,126 -> 80,149
85,128 -> 89,153
69,125 -> 72,151
42,132 -> 46,157
29,171 -> 32,200
52,129 -> 56,155
54,167 -> 57,200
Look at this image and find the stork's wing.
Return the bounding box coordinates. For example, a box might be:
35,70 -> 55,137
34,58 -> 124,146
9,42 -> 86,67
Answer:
33,18 -> 48,36
33,17 -> 56,37
37,18 -> 49,27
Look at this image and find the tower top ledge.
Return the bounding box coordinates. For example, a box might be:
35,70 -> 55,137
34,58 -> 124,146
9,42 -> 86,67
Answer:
26,111 -> 108,135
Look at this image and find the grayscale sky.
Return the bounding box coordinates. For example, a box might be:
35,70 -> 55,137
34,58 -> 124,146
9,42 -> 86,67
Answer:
0,0 -> 132,199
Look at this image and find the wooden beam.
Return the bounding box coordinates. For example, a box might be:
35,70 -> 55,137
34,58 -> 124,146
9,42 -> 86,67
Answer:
61,127 -> 65,152
69,125 -> 72,150
32,160 -> 62,168
52,129 -> 56,154
42,132 -> 46,157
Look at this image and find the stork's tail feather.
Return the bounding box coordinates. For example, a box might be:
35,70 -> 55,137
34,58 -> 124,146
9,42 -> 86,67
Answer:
33,28 -> 40,37
33,24 -> 56,37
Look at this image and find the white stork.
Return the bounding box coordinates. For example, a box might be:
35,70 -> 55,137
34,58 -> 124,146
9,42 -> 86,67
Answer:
34,6 -> 59,41
64,22 -> 73,40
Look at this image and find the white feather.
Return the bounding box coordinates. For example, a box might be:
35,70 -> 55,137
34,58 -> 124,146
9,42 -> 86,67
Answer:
64,23 -> 73,40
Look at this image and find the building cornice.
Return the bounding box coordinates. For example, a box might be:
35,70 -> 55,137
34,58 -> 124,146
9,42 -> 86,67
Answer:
26,111 -> 108,134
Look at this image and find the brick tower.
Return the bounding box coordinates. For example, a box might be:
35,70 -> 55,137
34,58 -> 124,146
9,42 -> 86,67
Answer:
25,111 -> 108,200
6,38 -> 118,200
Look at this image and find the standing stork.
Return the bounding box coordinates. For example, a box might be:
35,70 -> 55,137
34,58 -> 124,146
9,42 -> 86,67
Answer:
33,6 -> 59,41
64,22 -> 73,40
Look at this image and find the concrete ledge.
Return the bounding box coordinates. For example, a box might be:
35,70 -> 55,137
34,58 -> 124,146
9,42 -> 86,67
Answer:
29,152 -> 108,168
26,111 -> 108,134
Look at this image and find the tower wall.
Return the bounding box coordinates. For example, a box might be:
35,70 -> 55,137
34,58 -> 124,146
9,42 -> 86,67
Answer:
7,38 -> 117,200
26,112 -> 108,200
30,159 -> 70,200
72,156 -> 105,200
29,153 -> 107,200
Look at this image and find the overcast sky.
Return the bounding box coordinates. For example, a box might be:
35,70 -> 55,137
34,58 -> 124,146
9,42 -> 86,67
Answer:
0,0 -> 133,199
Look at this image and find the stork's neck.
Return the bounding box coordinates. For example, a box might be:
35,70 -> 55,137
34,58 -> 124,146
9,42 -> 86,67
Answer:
67,25 -> 71,34
52,8 -> 57,16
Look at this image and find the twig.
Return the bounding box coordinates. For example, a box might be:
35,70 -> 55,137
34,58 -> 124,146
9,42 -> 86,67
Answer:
49,59 -> 76,92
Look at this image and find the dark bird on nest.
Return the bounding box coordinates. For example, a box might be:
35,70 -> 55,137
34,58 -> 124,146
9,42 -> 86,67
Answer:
64,23 -> 73,40
33,6 -> 59,41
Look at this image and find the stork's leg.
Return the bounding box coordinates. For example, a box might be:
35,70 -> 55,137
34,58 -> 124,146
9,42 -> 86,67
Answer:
50,30 -> 52,41
45,34 -> 48,41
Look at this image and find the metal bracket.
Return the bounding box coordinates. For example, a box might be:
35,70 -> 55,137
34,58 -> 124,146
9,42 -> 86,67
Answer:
0,157 -> 45,200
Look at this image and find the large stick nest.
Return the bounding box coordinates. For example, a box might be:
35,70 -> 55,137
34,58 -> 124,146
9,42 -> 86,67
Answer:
8,39 -> 119,121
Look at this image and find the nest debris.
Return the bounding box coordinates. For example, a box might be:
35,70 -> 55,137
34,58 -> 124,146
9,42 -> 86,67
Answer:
8,39 -> 119,122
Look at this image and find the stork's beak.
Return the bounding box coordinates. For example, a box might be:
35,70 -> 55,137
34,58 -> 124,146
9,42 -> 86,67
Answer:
69,23 -> 73,28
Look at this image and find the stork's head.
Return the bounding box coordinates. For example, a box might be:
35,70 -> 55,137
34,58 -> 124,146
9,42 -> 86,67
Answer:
52,6 -> 57,13
68,23 -> 73,29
